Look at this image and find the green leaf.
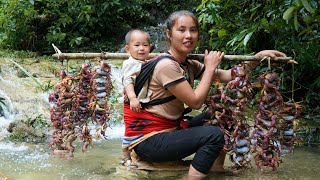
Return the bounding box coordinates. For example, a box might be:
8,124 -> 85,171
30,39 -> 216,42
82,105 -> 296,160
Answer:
303,15 -> 314,24
217,29 -> 227,38
298,25 -> 314,36
244,31 -> 254,46
283,6 -> 296,20
260,18 -> 268,27
300,0 -> 315,14
294,11 -> 299,31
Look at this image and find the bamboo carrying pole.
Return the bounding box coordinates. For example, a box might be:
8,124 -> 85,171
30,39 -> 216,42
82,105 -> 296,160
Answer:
52,52 -> 297,64
51,43 -> 297,64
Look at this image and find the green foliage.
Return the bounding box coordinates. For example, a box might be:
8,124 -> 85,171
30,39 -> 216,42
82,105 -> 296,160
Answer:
196,0 -> 319,91
0,0 -> 200,52
197,0 -> 320,130
0,49 -> 38,58
25,114 -> 50,129
0,0 -> 37,50
40,80 -> 54,92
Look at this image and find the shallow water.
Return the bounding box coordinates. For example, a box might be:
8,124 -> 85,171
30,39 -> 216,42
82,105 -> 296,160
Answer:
0,136 -> 319,180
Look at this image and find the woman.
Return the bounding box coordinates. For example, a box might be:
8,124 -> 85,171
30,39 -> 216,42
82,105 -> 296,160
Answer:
122,10 -> 286,178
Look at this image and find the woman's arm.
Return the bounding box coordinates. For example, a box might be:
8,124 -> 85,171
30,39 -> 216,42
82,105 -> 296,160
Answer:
248,50 -> 287,69
214,50 -> 287,83
168,50 -> 223,109
168,50 -> 286,109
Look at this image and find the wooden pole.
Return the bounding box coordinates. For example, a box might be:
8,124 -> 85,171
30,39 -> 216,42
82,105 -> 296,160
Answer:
52,52 -> 298,64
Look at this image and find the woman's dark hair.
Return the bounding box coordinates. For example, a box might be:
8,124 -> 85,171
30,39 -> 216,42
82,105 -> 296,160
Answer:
165,10 -> 199,31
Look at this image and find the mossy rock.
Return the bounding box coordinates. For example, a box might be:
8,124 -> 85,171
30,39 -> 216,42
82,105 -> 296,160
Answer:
6,120 -> 49,143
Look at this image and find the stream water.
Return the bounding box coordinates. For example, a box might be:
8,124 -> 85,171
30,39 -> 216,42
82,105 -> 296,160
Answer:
0,58 -> 319,179
0,138 -> 320,179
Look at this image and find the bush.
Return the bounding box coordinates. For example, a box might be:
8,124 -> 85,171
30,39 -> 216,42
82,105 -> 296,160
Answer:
0,0 -> 200,52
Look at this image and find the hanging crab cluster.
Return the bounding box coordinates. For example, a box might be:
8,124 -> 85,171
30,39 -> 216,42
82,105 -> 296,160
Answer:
251,72 -> 283,172
208,64 -> 253,169
208,88 -> 235,151
49,71 -> 77,157
279,101 -> 302,152
49,61 -> 113,156
91,62 -> 112,140
75,63 -> 95,152
207,63 -> 304,172
223,64 -> 252,169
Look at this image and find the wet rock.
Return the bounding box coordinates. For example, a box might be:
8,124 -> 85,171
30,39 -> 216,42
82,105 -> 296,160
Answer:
16,68 -> 29,78
6,120 -> 49,143
32,73 -> 41,77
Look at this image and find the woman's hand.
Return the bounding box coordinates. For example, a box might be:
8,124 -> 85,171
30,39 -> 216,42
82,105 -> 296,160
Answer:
204,50 -> 224,73
247,50 -> 287,70
255,50 -> 286,60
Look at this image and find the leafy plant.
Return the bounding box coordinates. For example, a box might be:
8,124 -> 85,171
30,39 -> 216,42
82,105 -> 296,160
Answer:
197,0 -> 320,140
25,114 -> 50,129
0,0 -> 200,52
0,0 -> 37,50
40,80 -> 54,92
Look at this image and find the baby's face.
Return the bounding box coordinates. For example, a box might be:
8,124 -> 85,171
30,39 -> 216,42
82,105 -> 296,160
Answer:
126,31 -> 151,61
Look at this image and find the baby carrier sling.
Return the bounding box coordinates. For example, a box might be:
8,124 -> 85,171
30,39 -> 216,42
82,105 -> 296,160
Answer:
128,54 -> 194,128
133,54 -> 176,109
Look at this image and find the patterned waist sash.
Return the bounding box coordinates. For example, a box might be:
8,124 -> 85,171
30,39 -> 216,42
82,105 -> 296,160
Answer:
124,104 -> 179,136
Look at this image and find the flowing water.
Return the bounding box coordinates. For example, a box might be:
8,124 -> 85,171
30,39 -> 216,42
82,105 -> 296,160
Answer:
0,58 -> 319,179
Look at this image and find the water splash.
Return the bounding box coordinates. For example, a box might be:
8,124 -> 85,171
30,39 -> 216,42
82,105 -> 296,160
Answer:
0,88 -> 13,119
0,85 -> 14,141
0,141 -> 28,151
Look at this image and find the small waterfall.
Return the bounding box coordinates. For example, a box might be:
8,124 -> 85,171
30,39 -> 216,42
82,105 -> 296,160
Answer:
0,88 -> 13,119
144,24 -> 169,53
0,88 -> 14,140
0,61 -> 125,143
118,24 -> 169,53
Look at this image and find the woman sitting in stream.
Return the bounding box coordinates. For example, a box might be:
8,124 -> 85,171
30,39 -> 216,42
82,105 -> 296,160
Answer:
121,10 -> 286,179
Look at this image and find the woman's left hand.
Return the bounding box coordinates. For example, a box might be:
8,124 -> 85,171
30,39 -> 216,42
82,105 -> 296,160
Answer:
255,50 -> 286,60
247,50 -> 287,70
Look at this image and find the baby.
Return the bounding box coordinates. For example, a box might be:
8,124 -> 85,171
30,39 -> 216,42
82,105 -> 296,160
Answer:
121,29 -> 152,165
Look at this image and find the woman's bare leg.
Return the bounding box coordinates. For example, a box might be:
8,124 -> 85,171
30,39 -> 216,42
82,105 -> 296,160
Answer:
210,150 -> 226,172
184,165 -> 206,180
184,151 -> 226,179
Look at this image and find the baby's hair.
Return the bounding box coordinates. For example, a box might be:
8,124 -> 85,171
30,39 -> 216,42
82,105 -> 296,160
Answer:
125,29 -> 151,45
166,10 -> 199,32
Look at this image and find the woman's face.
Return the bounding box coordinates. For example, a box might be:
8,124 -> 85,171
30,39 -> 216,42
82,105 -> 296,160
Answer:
167,15 -> 199,55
